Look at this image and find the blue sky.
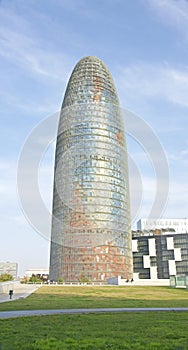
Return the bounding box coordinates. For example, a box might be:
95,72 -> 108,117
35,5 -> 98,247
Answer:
0,0 -> 188,276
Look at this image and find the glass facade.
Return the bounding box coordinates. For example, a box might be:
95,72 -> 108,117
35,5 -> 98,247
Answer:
49,56 -> 132,282
132,233 -> 188,279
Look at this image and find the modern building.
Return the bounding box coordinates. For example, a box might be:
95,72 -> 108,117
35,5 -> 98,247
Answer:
137,218 -> 188,233
132,232 -> 188,279
25,268 -> 49,279
0,262 -> 18,279
49,56 -> 132,282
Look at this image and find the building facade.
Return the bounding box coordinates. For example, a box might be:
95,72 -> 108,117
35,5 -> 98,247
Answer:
137,218 -> 188,233
132,233 -> 188,279
49,56 -> 132,282
25,268 -> 49,278
0,262 -> 18,279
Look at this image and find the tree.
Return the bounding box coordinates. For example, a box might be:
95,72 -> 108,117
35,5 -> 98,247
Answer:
29,275 -> 42,283
79,273 -> 90,283
0,273 -> 13,282
58,278 -> 64,283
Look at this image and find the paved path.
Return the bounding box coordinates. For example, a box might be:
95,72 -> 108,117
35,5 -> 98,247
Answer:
0,307 -> 188,319
0,284 -> 40,303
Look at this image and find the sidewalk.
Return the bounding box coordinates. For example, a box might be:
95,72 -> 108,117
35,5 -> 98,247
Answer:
1,307 -> 188,319
0,284 -> 40,303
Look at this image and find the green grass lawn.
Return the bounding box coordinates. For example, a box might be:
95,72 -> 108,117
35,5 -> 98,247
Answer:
0,285 -> 188,311
0,286 -> 188,349
0,312 -> 188,349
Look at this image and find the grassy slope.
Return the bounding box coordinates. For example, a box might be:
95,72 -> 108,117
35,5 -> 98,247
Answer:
0,312 -> 188,349
0,285 -> 188,311
0,286 -> 188,349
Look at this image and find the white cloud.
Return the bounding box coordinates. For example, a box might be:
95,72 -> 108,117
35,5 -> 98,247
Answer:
117,62 -> 188,107
0,27 -> 70,82
147,0 -> 188,35
0,7 -> 71,83
169,147 -> 188,163
165,180 -> 188,217
131,171 -> 188,224
181,149 -> 188,157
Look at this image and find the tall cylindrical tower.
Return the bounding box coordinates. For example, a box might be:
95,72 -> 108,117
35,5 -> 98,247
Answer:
49,56 -> 132,282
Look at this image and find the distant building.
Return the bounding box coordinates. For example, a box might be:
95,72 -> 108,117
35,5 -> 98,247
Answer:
0,262 -> 18,279
25,268 -> 49,278
137,218 -> 188,234
132,232 -> 188,279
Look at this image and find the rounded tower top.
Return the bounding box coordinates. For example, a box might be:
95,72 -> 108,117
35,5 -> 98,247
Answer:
62,56 -> 119,107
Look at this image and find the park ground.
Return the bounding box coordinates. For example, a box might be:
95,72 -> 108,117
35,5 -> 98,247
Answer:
0,285 -> 188,349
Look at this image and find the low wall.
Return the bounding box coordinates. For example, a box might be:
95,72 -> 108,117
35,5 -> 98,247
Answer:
126,279 -> 170,286
0,281 -> 20,294
107,276 -> 120,285
107,277 -> 170,286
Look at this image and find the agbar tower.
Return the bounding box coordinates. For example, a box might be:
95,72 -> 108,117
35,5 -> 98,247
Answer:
49,56 -> 132,282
